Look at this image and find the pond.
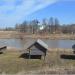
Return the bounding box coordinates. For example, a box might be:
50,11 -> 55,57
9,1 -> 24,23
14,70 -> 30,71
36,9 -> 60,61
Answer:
0,39 -> 75,49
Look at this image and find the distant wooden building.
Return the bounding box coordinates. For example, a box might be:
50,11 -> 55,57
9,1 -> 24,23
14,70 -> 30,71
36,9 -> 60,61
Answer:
72,44 -> 75,53
0,46 -> 7,53
25,39 -> 48,59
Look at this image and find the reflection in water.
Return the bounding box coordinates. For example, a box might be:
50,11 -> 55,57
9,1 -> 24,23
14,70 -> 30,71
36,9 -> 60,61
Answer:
0,39 -> 75,49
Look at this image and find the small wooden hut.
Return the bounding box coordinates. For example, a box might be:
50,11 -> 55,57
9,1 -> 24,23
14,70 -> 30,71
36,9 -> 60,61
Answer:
24,39 -> 48,59
0,46 -> 7,53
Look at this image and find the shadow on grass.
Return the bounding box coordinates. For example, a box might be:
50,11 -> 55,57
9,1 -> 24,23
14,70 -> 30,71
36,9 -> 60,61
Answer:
60,54 -> 75,60
20,53 -> 41,59
20,53 -> 29,59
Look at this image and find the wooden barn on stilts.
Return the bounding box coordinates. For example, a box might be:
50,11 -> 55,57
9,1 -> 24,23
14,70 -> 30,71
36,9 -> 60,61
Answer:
24,39 -> 48,60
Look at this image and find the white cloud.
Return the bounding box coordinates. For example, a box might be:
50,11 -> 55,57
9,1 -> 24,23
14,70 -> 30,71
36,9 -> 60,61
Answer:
0,0 -> 58,27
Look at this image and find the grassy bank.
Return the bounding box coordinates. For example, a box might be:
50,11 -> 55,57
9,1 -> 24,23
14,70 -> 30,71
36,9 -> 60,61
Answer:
0,31 -> 75,40
0,48 -> 75,74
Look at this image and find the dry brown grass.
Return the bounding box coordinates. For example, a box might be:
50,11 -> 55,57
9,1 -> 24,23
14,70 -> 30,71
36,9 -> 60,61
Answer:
0,48 -> 75,74
0,50 -> 44,74
0,31 -> 75,39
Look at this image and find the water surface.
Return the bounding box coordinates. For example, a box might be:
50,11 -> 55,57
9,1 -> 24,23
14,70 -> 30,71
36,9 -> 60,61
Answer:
0,39 -> 75,49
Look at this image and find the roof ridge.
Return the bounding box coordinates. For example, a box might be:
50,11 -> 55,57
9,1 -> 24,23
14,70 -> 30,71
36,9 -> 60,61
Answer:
36,39 -> 48,49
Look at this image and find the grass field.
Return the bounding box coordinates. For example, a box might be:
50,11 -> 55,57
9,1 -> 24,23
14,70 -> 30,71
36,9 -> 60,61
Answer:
0,50 -> 44,74
0,49 -> 75,74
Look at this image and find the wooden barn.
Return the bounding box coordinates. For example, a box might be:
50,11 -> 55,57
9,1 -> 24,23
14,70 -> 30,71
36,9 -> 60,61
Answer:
0,46 -> 7,54
24,39 -> 48,59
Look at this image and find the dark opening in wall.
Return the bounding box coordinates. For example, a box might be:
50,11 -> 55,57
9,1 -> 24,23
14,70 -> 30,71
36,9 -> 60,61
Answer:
60,54 -> 75,60
20,53 -> 42,59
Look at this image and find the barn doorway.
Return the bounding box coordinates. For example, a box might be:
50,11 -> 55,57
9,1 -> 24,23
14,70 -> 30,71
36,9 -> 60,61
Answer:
20,53 -> 42,59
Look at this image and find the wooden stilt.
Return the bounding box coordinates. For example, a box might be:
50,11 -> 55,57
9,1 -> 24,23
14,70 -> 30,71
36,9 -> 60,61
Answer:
44,55 -> 45,61
29,49 -> 31,59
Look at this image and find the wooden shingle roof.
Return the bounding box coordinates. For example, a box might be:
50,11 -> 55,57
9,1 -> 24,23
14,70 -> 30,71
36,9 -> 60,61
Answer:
36,39 -> 48,50
24,39 -> 48,50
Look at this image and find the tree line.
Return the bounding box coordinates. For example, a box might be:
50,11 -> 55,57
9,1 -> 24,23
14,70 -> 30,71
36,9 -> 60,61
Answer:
3,17 -> 75,34
15,17 -> 60,34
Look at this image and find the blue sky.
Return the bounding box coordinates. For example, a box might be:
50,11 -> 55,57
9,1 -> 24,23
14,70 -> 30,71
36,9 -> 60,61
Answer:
0,0 -> 75,28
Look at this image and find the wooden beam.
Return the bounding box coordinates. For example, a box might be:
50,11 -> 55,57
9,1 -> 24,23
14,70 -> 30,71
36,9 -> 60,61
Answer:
29,48 -> 31,59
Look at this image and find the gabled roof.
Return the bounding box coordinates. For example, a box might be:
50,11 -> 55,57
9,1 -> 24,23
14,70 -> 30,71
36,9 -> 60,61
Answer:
36,39 -> 48,50
24,39 -> 48,50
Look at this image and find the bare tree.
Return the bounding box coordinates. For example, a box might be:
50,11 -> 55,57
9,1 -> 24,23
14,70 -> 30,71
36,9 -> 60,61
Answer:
49,17 -> 54,34
31,19 -> 39,34
15,21 -> 28,33
42,18 -> 48,34
54,18 -> 60,33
